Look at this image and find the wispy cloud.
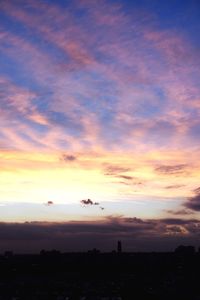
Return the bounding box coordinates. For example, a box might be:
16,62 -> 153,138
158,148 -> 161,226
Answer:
155,164 -> 188,175
104,164 -> 132,176
165,185 -> 185,189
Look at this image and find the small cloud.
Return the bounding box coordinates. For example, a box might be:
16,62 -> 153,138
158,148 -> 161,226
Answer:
61,154 -> 77,162
118,175 -> 133,180
118,179 -> 143,186
155,164 -> 187,175
80,199 -> 99,206
104,164 -> 131,176
165,184 -> 185,189
100,206 -> 105,210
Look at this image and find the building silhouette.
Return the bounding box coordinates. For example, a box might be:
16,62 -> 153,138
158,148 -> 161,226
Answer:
117,240 -> 122,253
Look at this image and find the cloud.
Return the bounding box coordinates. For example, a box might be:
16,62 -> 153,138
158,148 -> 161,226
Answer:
80,199 -> 99,206
0,77 -> 34,115
117,180 -> 143,187
155,164 -> 188,175
124,217 -> 152,225
165,184 -> 185,189
117,175 -> 133,180
61,154 -> 77,162
104,165 -> 131,176
103,164 -> 145,187
165,209 -> 194,216
184,194 -> 200,211
160,218 -> 196,225
28,113 -> 49,126
165,225 -> 186,234
183,186 -> 200,212
0,216 -> 200,252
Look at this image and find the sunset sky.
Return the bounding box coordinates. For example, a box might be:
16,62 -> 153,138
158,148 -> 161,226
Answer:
0,0 -> 200,252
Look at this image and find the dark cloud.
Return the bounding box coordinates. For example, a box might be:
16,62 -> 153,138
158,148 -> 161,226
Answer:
103,164 -> 144,186
0,216 -> 200,253
155,164 -> 188,175
184,194 -> 200,211
118,175 -> 133,180
80,199 -> 99,206
104,164 -> 131,176
165,209 -> 194,215
184,222 -> 200,234
61,154 -> 77,162
183,187 -> 200,211
159,218 -> 197,225
165,184 -> 185,189
124,217 -> 152,225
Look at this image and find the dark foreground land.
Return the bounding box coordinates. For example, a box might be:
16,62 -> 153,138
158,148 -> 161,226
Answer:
0,251 -> 200,300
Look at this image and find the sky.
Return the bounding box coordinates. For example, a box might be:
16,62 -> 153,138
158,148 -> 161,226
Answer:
0,0 -> 200,252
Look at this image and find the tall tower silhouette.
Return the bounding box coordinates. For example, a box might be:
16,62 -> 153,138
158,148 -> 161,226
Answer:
117,240 -> 122,253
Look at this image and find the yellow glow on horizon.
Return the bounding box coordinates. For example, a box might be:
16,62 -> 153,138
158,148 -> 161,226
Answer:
0,149 -> 200,209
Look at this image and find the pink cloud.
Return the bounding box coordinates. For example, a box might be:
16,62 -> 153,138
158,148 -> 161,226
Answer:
1,1 -> 96,69
0,76 -> 36,117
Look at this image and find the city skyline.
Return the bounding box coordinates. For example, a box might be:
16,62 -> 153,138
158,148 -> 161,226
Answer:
0,0 -> 200,252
